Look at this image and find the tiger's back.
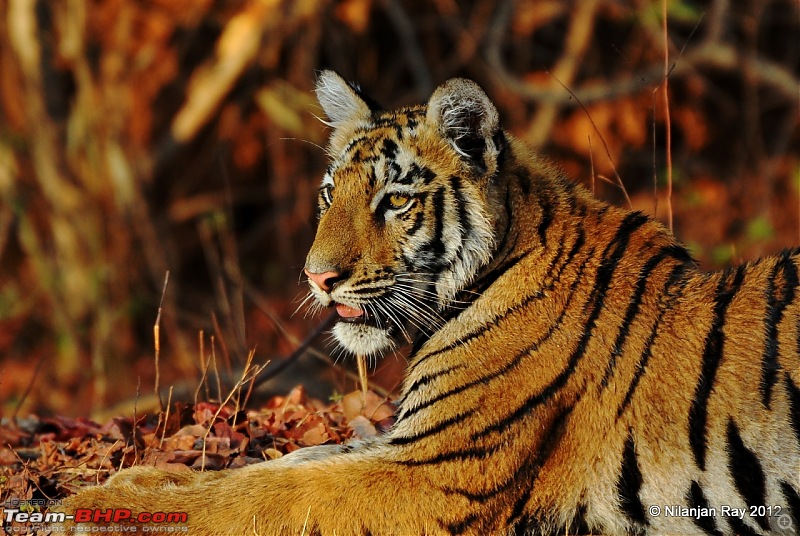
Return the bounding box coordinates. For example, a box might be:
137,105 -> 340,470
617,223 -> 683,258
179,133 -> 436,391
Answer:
60,72 -> 800,535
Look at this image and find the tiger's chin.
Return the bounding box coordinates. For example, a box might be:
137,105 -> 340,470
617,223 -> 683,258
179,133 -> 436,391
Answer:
332,321 -> 396,357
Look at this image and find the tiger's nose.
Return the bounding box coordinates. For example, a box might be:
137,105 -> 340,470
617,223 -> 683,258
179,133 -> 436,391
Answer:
304,268 -> 345,292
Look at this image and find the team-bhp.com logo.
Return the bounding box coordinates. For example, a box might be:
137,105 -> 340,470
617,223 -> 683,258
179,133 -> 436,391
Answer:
4,506 -> 188,532
71,509 -> 188,524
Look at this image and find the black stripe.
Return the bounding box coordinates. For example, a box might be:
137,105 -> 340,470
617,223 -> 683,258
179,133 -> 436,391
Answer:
400,406 -> 568,536
443,512 -> 481,535
616,262 -> 689,418
617,434 -> 647,525
477,197 -> 574,297
797,296 -> 800,359
507,479 -> 534,527
761,253 -> 798,408
465,248 -> 526,297
449,175 -> 472,242
469,220 -> 578,300
781,481 -> 800,531
536,194 -> 554,247
727,418 -> 769,531
403,250 -> 591,428
471,252 -> 594,440
370,116 -> 410,129
540,241 -> 567,285
510,515 -> 534,536
427,187 -> 447,261
564,227 -> 586,271
515,168 -> 532,197
380,138 -> 398,159
585,212 -> 649,311
512,508 -> 586,536
568,504 -> 591,536
492,186 -> 516,261
420,165 -> 436,184
787,373 -> 800,447
397,234 -> 585,421
505,403 -> 576,526
347,82 -> 382,113
399,358 -> 515,422
476,214 -> 648,439
386,161 -> 401,185
369,165 -> 381,192
394,364 -> 464,418
687,481 -> 723,536
407,207 -> 426,236
342,135 -> 370,157
393,444 -> 498,467
387,407 -> 475,446
689,264 -> 746,470
409,328 -> 431,356
726,515 -> 760,536
408,227 -> 585,376
396,163 -> 415,185
441,403 -> 575,505
600,245 -> 686,390
398,163 -> 437,185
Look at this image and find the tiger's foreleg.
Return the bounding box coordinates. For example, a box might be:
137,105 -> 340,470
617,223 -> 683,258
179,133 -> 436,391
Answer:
56,444 -> 483,535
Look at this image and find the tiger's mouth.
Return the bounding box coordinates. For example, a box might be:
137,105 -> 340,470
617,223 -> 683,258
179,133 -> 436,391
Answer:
330,301 -> 397,356
335,303 -> 365,321
333,302 -> 383,329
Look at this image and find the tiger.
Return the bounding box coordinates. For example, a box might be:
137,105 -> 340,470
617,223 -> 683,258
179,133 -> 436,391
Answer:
58,71 -> 800,535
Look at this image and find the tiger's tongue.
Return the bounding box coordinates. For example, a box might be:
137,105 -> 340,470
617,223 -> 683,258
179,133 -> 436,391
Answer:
336,303 -> 364,318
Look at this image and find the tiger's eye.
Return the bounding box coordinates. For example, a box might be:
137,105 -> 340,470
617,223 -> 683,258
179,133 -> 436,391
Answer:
388,193 -> 410,208
320,185 -> 334,204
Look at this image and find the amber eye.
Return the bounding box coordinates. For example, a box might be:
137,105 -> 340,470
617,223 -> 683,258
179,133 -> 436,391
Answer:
387,193 -> 411,209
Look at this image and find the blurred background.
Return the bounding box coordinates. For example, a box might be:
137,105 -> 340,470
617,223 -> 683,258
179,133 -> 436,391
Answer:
0,0 -> 797,418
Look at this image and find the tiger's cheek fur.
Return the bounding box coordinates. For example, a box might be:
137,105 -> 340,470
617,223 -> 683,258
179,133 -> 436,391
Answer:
392,172 -> 495,305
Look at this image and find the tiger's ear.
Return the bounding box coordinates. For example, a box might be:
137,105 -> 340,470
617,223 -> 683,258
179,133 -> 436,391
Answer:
315,70 -> 377,127
426,78 -> 503,174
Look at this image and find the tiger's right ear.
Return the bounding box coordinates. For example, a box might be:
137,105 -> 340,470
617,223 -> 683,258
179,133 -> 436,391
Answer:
315,71 -> 376,127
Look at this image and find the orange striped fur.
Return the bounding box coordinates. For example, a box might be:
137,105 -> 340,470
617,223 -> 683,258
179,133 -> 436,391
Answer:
60,72 -> 799,535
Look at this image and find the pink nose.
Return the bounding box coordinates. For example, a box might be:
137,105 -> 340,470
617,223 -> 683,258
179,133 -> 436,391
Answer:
304,269 -> 341,292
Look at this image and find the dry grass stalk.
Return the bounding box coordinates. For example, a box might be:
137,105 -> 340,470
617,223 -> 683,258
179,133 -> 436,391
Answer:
154,271 -> 170,413
547,71 -> 632,209
233,349 -> 258,423
661,0 -> 674,232
587,135 -> 596,196
193,330 -> 212,406
10,356 -> 45,424
158,386 -> 174,450
356,354 -> 369,405
210,335 -> 223,403
132,376 -> 141,460
199,354 -> 267,470
211,312 -> 233,374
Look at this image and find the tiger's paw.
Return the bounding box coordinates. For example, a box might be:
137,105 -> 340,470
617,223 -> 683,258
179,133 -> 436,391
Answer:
54,465 -> 236,531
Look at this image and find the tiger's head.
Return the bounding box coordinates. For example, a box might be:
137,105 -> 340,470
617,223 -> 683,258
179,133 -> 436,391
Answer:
304,71 -> 506,357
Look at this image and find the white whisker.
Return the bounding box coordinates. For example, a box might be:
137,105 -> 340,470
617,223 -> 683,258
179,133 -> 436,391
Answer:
295,266 -> 483,363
